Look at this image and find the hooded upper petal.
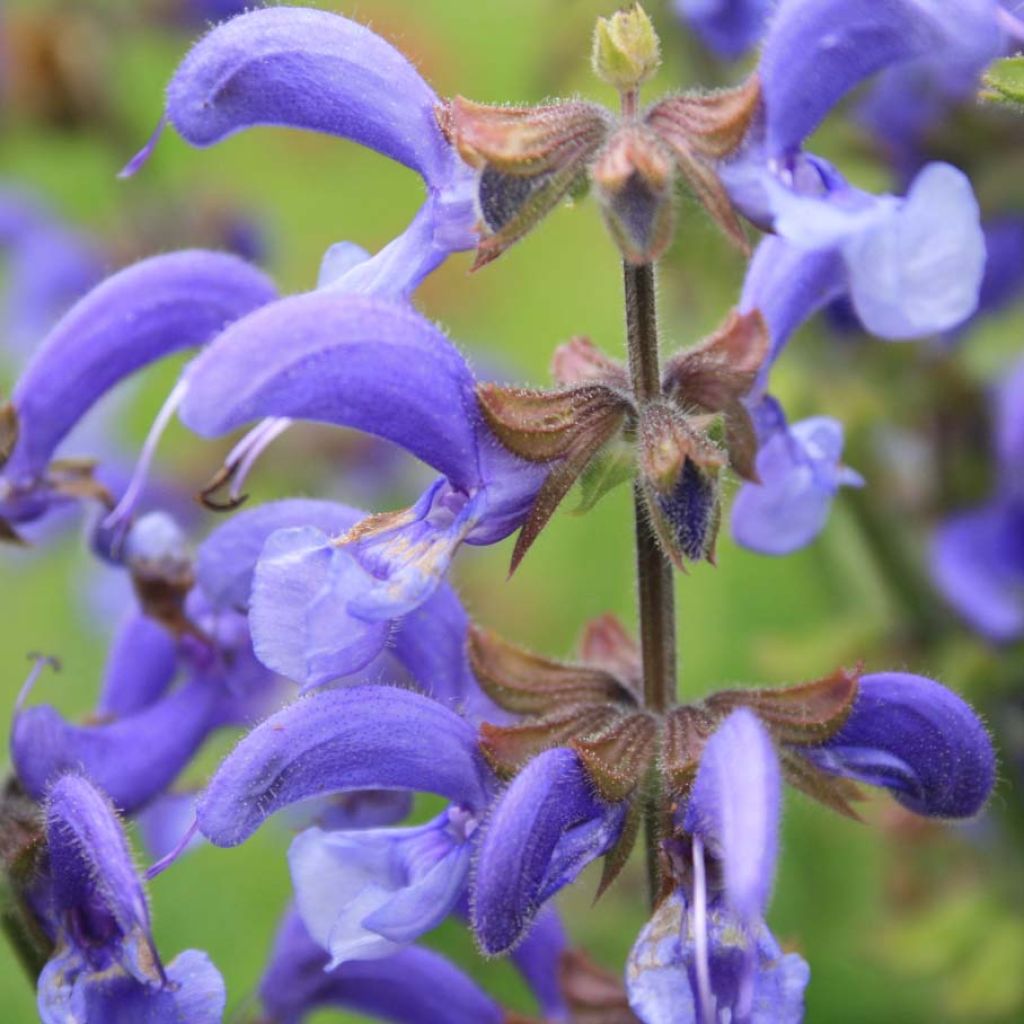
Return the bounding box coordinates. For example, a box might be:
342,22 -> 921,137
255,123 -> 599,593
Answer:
197,685 -> 491,846
179,292 -> 482,492
14,675 -> 222,814
471,747 -> 626,955
3,250 -> 276,488
682,709 -> 781,923
808,672 -> 996,818
166,7 -> 455,184
760,0 -> 999,157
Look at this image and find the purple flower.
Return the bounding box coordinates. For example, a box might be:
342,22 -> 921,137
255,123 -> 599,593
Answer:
177,294 -> 545,688
672,0 -> 774,58
0,184 -> 105,363
258,907 -> 504,1024
0,250 -> 276,531
34,773 -> 225,1023
732,397 -> 863,556
931,357 -> 1024,640
628,710 -> 808,1024
131,6 -> 476,297
805,673 -> 996,818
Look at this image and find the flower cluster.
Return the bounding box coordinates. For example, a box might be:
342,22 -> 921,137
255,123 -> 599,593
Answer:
0,3 -> 1009,1023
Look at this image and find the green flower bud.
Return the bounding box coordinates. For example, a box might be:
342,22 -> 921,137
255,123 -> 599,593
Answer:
592,4 -> 661,94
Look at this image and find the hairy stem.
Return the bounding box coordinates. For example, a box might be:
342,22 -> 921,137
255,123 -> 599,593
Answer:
623,260 -> 676,905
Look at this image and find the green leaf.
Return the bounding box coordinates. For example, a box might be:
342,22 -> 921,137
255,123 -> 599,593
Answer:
573,440 -> 635,514
981,57 -> 1024,109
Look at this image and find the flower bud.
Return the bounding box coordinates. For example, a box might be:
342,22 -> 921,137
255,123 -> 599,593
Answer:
593,125 -> 677,264
591,4 -> 662,93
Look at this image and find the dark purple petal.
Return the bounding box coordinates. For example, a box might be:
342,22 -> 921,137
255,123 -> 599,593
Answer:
197,685 -> 491,846
179,292 -> 482,491
4,250 -> 276,484
44,774 -> 149,947
471,747 -> 626,955
14,676 -> 222,814
809,672 -> 996,818
195,498 -> 362,612
760,0 -> 997,156
259,908 -> 503,1024
166,7 -> 454,183
683,709 -> 780,922
931,502 -> 1024,643
97,609 -> 179,717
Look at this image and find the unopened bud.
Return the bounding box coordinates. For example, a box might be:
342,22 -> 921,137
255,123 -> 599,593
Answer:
593,125 -> 676,264
592,4 -> 661,94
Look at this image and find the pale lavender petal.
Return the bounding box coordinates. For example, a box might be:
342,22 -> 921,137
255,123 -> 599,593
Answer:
683,709 -> 780,922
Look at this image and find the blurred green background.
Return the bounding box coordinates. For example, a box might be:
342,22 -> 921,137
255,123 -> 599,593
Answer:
2,0 -> 1022,1021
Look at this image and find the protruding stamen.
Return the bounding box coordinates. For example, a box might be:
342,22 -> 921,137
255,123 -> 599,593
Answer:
145,817 -> 200,880
199,416 -> 291,511
16,653 -> 61,712
104,379 -> 189,535
118,116 -> 166,179
692,834 -> 717,1024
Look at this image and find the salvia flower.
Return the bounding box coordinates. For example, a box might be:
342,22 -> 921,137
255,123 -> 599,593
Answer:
176,291 -> 546,687
33,773 -> 225,1023
0,249 -> 276,539
672,0 -> 775,59
465,617 -> 995,958
627,710 -> 810,1024
131,6 -> 477,296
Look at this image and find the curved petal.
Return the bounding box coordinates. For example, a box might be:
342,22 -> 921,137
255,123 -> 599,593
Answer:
732,410 -> 862,556
673,0 -> 773,58
179,292 -> 482,491
626,890 -> 809,1024
762,0 -> 950,156
843,163 -> 985,339
931,502 -> 1024,642
259,908 -> 503,1024
809,672 -> 996,818
471,747 -> 626,955
196,497 -> 363,612
44,774 -> 149,948
682,709 -> 780,922
5,250 -> 276,483
289,811 -> 472,966
510,906 -> 569,1021
197,685 -> 490,846
14,676 -> 222,814
97,609 -> 180,717
249,526 -> 391,687
166,7 -> 453,183
739,235 -> 845,385
996,356 -> 1024,486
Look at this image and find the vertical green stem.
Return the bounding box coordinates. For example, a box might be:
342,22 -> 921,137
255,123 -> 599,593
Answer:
623,260 -> 676,905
